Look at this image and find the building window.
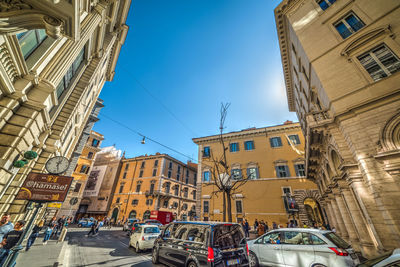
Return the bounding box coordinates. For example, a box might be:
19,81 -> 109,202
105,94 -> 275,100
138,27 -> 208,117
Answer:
358,44 -> 400,82
334,13 -> 364,39
168,170 -> 172,178
230,143 -> 239,152
282,187 -> 292,195
203,201 -> 209,213
185,176 -> 189,184
122,172 -> 127,179
317,0 -> 336,11
169,161 -> 173,169
139,170 -> 143,178
247,167 -> 258,180
231,169 -> 242,180
177,173 -> 180,181
182,203 -> 188,210
17,29 -> 47,59
149,183 -> 155,194
235,200 -> 243,214
163,200 -> 168,208
194,174 -> 197,186
56,47 -> 85,99
87,152 -> 93,159
193,190 -> 196,200
154,160 -> 158,167
119,184 -> 124,193
80,165 -> 90,174
203,171 -> 210,182
132,199 -> 139,205
174,186 -> 179,196
92,139 -> 100,147
244,141 -> 255,151
165,182 -> 171,194
125,163 -> 129,171
73,183 -> 81,193
172,202 -> 178,209
152,169 -> 157,176
276,165 -> 291,178
136,184 -> 141,193
203,147 -> 210,157
140,161 -> 145,168
146,199 -> 153,206
295,164 -> 306,177
116,197 -> 120,203
184,188 -> 188,198
287,135 -> 301,145
270,137 -> 282,147
177,166 -> 181,173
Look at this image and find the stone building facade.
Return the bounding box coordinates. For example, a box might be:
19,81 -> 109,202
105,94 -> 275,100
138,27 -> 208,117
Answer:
58,130 -> 104,218
109,153 -> 197,223
193,122 -> 322,227
0,0 -> 130,219
275,0 -> 400,256
77,145 -> 122,220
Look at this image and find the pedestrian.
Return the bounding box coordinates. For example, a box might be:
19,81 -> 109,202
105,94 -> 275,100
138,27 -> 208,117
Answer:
254,219 -> 259,232
95,220 -> 101,235
244,219 -> 250,238
0,213 -> 13,243
264,221 -> 269,232
86,220 -> 98,237
257,222 -> 265,237
272,221 -> 278,229
43,223 -> 54,245
55,216 -> 66,236
0,220 -> 25,266
25,220 -> 44,251
49,217 -> 58,239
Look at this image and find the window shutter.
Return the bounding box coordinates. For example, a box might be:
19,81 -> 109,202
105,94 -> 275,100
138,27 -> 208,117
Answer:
255,167 -> 260,179
294,165 -> 299,177
285,165 -> 291,177
275,166 -> 281,178
238,169 -> 242,179
246,168 -> 250,179
278,137 -> 282,146
269,138 -> 274,147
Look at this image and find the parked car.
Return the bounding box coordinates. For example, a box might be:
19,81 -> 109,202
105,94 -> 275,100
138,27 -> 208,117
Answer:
129,224 -> 161,253
152,221 -> 250,267
77,218 -> 104,228
357,248 -> 400,267
144,219 -> 164,229
248,228 -> 360,267
123,218 -> 139,231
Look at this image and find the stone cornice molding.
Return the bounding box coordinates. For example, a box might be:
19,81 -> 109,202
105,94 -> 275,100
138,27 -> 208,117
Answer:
193,123 -> 301,144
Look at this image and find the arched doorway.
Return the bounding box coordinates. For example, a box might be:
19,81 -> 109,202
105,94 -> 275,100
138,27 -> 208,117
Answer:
143,210 -> 151,220
128,210 -> 137,219
304,198 -> 324,226
111,208 -> 119,223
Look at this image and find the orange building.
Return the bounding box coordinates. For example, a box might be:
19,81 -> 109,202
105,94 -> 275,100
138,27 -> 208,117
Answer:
109,153 -> 198,223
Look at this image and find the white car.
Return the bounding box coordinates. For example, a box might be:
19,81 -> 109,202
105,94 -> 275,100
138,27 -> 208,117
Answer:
248,228 -> 360,267
357,248 -> 400,267
129,224 -> 161,253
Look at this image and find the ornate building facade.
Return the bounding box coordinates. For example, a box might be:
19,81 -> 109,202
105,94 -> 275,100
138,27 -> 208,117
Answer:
0,0 -> 130,219
109,153 -> 197,223
275,0 -> 400,256
193,122 -> 321,227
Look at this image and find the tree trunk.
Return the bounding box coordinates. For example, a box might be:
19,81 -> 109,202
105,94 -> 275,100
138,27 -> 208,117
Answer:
226,190 -> 233,222
223,191 -> 226,222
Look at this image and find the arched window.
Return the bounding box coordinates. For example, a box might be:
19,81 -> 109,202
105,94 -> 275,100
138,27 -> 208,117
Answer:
143,210 -> 151,220
128,210 -> 137,219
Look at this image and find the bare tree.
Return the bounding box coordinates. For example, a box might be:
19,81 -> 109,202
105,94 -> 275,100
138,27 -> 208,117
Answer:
203,103 -> 250,222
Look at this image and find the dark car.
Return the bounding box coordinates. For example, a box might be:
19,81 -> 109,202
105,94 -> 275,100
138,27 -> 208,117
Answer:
152,221 -> 250,267
128,222 -> 145,235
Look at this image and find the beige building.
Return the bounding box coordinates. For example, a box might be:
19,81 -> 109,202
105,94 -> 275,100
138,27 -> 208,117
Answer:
109,153 -> 197,223
0,0 -> 130,219
275,0 -> 400,256
193,122 -> 321,227
77,145 -> 122,220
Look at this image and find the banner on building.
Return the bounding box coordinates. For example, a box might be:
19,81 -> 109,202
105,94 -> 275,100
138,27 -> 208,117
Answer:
83,165 -> 107,197
47,202 -> 62,209
15,172 -> 73,202
283,195 -> 299,212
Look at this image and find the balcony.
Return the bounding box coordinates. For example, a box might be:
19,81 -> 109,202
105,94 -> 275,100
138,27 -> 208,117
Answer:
306,110 -> 333,128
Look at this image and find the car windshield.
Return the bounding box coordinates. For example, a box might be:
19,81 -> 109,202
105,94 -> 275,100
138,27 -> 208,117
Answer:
323,232 -> 350,249
144,227 -> 160,234
357,251 -> 393,267
213,224 -> 245,249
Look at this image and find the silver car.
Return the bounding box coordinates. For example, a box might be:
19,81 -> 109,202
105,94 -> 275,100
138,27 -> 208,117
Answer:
357,248 -> 400,266
248,228 -> 360,267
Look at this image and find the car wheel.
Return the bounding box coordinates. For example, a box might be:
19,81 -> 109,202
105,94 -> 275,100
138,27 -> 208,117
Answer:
128,242 -> 133,248
249,251 -> 259,267
136,242 -> 141,253
312,264 -> 327,267
152,247 -> 159,264
187,261 -> 197,267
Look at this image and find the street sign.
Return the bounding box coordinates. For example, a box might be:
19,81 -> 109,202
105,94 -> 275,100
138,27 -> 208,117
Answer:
15,172 -> 73,202
47,202 -> 62,209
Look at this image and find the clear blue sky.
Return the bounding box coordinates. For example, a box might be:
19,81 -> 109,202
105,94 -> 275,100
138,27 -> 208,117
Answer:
93,0 -> 298,163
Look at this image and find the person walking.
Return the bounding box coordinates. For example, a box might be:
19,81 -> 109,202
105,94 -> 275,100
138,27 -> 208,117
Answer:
0,220 -> 25,266
253,219 -> 259,232
257,222 -> 265,237
25,220 -> 44,251
86,220 -> 98,237
272,221 -> 278,229
0,213 -> 13,243
263,221 -> 269,232
95,220 -> 101,235
244,219 -> 250,238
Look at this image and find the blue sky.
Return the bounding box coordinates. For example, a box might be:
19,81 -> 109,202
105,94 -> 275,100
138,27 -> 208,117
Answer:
93,0 -> 298,163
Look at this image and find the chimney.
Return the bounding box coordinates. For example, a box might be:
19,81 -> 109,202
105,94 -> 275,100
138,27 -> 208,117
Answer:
283,120 -> 293,125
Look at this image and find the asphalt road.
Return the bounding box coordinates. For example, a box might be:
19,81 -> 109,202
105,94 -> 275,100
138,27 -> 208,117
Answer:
64,228 -> 163,267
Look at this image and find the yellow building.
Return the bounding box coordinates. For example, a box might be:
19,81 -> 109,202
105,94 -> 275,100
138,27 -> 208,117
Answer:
193,122 -> 322,227
109,153 -> 197,223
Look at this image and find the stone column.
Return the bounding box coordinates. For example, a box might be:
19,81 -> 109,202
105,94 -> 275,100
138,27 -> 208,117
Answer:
333,187 -> 359,250
341,180 -> 377,257
325,198 -> 341,235
329,194 -> 349,239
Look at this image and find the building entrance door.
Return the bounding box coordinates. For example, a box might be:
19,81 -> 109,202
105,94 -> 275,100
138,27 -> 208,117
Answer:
111,208 -> 119,223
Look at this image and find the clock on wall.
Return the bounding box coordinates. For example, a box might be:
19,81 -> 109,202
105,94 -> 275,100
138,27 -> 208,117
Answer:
45,156 -> 70,174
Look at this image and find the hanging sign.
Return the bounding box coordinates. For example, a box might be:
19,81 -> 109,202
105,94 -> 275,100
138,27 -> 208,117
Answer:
15,172 -> 73,202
